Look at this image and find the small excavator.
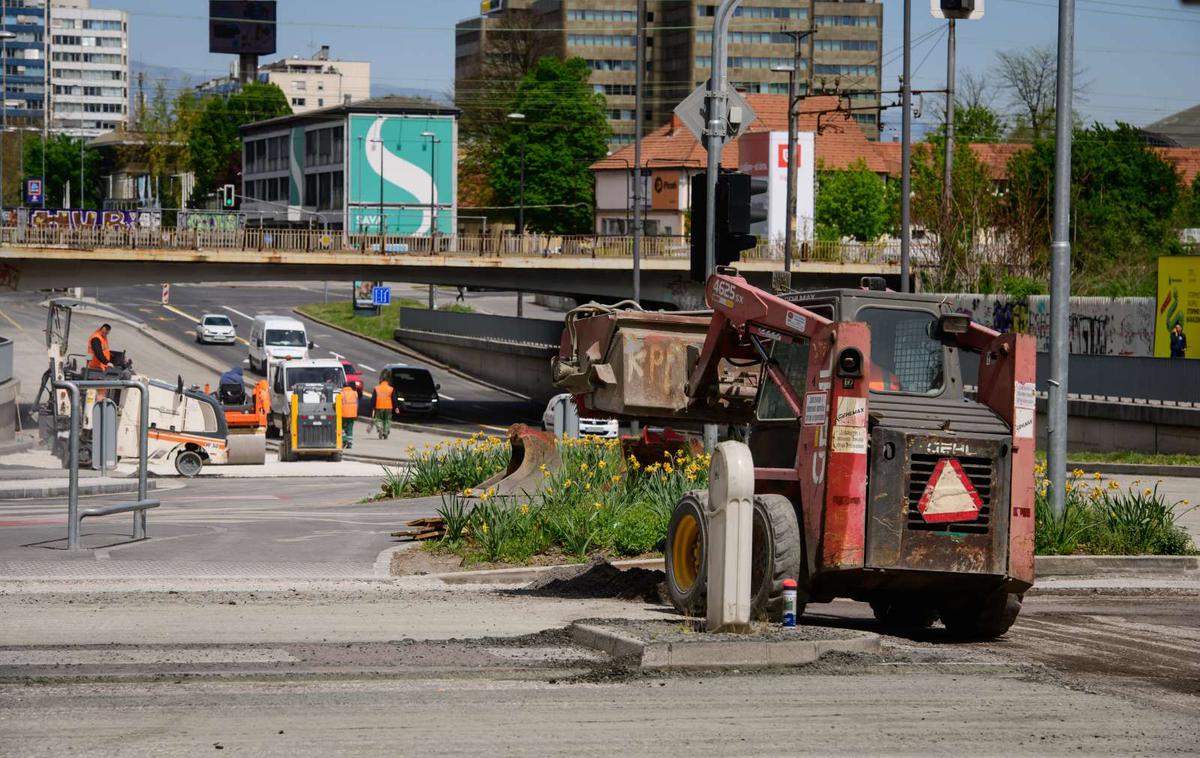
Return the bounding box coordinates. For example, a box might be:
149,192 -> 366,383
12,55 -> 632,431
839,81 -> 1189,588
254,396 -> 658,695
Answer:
554,271 -> 1036,638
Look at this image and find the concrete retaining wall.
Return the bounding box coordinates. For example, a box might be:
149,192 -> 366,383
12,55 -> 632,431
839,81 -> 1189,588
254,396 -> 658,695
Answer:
395,329 -> 560,404
1037,401 -> 1200,455
0,378 -> 18,442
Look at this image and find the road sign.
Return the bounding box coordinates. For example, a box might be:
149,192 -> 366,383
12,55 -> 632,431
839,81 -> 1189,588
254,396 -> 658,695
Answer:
25,179 -> 42,205
674,82 -> 758,144
371,286 -> 391,307
161,284 -> 170,305
932,0 -> 984,20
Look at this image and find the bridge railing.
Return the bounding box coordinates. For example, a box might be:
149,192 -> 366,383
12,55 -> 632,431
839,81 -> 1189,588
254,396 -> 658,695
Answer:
1,226 -> 937,265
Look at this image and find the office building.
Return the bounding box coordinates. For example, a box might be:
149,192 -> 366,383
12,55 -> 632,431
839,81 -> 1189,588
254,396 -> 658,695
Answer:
48,0 -> 128,136
198,46 -> 371,116
454,0 -> 884,146
0,0 -> 49,125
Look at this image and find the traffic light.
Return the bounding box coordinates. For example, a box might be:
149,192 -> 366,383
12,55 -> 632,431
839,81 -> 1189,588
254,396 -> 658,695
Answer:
689,170 -> 767,282
221,184 -> 236,209
940,0 -> 976,12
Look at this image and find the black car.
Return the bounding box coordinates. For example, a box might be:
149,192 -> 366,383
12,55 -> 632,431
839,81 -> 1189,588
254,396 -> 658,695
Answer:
379,364 -> 441,417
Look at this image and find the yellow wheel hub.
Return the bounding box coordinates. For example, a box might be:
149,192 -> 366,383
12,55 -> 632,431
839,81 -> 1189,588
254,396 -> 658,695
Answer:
671,513 -> 702,592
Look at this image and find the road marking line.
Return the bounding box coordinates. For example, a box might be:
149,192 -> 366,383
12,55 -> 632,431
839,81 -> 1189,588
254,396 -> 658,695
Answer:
358,363 -> 376,372
0,306 -> 22,331
438,392 -> 456,401
222,305 -> 254,320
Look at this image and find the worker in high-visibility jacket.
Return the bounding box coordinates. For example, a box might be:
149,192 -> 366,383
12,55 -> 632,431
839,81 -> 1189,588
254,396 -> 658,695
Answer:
371,378 -> 393,440
339,382 -> 359,449
87,323 -> 113,372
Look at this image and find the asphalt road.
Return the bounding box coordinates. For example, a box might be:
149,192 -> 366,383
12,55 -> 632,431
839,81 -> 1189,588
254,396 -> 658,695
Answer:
87,281 -> 540,429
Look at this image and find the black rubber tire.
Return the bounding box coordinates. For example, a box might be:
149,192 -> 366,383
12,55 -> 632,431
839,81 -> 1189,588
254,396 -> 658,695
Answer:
750,494 -> 804,621
278,431 -> 293,463
869,596 -> 940,630
174,450 -> 203,478
665,491 -> 709,616
265,414 -> 281,440
330,452 -> 343,463
939,591 -> 1023,640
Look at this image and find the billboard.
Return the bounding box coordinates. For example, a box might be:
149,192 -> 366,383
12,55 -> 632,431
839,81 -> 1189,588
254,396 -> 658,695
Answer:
1155,256 -> 1200,359
210,1 -> 277,55
738,131 -> 816,242
347,114 -> 456,236
354,281 -> 381,310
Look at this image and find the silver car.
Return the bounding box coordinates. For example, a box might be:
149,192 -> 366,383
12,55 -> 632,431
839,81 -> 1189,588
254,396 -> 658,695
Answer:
542,393 -> 619,438
196,314 -> 237,345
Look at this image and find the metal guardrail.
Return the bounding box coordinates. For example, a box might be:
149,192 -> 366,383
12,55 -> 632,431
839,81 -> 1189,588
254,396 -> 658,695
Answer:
398,308 -> 564,347
49,376 -> 159,550
0,336 -> 12,384
0,226 -> 932,266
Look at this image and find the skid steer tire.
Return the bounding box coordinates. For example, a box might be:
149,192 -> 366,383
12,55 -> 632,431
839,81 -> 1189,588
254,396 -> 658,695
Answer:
665,492 -> 709,617
939,591 -> 1023,640
869,596 -> 939,630
750,494 -> 804,622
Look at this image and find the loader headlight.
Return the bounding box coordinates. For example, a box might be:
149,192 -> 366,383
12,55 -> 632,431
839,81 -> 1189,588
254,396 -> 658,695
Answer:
837,348 -> 863,379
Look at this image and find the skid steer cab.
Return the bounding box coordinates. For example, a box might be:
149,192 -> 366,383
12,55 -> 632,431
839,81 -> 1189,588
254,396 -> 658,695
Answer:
278,382 -> 344,462
554,272 -> 1037,639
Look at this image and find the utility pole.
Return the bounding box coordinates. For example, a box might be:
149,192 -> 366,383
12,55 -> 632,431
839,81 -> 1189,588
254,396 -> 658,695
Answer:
900,0 -> 913,293
632,0 -> 646,304
942,18 -> 956,229
1048,0 -> 1076,518
775,27 -> 816,274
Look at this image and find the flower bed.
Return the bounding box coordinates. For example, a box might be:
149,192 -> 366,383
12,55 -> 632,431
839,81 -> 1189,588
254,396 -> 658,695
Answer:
1035,465 -> 1196,556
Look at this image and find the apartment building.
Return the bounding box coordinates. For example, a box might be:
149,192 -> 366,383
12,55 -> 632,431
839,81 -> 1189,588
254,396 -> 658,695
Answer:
454,0 -> 883,146
198,46 -> 371,116
47,0 -> 128,136
0,0 -> 49,124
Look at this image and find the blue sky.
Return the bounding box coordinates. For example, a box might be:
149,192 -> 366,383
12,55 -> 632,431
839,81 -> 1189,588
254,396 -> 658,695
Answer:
112,0 -> 1199,132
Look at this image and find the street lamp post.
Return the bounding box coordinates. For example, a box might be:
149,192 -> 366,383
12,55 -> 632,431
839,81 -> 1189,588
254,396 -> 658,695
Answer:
506,112 -> 526,246
771,63 -> 798,273
0,28 -> 17,216
422,131 -> 440,309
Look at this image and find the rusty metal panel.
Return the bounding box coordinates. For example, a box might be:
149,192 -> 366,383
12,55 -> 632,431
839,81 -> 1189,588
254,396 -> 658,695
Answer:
866,430 -> 1011,577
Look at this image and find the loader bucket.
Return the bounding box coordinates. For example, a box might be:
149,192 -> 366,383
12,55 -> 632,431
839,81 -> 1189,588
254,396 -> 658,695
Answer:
477,424 -> 562,497
225,431 -> 267,465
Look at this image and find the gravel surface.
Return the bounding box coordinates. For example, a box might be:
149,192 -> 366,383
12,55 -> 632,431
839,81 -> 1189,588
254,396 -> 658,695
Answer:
578,617 -> 877,644
519,558 -> 667,604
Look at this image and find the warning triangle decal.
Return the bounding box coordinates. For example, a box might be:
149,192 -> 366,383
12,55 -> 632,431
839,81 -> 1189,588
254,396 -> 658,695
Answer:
917,458 -> 983,524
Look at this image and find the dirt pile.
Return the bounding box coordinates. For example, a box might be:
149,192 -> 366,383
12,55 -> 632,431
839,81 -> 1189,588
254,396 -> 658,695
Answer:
520,557 -> 668,605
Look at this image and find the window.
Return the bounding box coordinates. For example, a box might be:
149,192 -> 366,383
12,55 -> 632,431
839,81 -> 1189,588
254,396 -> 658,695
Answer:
813,64 -> 878,78
757,340 -> 811,421
567,34 -> 637,48
815,15 -> 880,28
293,80 -> 306,91
697,5 -> 806,19
815,39 -> 879,52
567,9 -> 636,22
292,97 -> 306,107
859,308 -> 945,395
585,59 -> 636,72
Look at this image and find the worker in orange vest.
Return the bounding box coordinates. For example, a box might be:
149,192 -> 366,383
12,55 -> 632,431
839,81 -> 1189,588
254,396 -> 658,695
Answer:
371,377 -> 393,440
87,323 -> 113,373
339,381 -> 359,449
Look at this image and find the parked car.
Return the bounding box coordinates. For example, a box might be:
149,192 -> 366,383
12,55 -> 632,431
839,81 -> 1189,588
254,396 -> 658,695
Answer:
378,364 -> 441,417
340,359 -> 364,397
196,314 -> 237,345
542,393 -> 619,438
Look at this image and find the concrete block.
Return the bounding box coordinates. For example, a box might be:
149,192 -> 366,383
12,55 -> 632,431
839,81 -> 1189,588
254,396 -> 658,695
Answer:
1037,555 -> 1200,577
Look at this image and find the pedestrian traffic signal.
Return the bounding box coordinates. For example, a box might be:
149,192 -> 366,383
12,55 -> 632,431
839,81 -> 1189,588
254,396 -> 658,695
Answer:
689,170 -> 765,282
221,184 -> 236,209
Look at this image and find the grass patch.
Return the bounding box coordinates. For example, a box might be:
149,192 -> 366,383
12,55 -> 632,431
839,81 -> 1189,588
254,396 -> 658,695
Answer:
1062,451 -> 1200,467
1035,465 -> 1197,556
296,299 -> 474,344
377,436 -> 512,500
408,436 -> 710,565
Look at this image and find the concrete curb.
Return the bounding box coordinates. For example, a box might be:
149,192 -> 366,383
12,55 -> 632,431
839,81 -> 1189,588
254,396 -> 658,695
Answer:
0,478 -> 158,500
1037,555 -> 1199,577
1066,461 -> 1200,479
294,307 -> 531,401
569,622 -> 882,670
420,558 -> 665,583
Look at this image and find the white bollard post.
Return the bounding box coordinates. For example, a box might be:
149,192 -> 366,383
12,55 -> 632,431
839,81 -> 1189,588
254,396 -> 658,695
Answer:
706,440 -> 755,634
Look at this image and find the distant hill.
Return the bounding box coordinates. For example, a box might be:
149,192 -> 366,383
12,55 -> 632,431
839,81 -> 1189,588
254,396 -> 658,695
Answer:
370,82 -> 452,105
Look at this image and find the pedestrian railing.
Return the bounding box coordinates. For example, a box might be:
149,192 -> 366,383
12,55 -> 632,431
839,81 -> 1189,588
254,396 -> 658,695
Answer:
2,226 -> 936,267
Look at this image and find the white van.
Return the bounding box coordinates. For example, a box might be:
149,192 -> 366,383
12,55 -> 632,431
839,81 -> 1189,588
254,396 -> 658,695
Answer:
267,358 -> 347,437
248,315 -> 310,374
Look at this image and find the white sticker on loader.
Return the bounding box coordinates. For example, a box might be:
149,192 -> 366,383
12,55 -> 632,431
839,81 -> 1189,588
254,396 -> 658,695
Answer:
803,392 -> 828,426
1014,407 -> 1035,439
831,425 -> 867,455
835,397 -> 867,427
1014,382 -> 1037,410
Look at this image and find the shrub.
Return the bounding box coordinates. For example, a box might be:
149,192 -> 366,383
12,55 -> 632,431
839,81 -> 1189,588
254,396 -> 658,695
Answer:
381,434 -> 510,499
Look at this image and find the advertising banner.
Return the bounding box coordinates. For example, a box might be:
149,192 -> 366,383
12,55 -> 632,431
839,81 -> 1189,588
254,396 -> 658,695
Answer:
348,114 -> 455,236
738,131 -> 815,242
1156,256 -> 1200,359
354,280 -> 381,311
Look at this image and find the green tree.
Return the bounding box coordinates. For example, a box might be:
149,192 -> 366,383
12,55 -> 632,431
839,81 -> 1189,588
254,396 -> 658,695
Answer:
1002,123 -> 1182,295
189,82 -> 290,204
951,103 -> 1005,144
22,134 -> 103,208
490,57 -> 610,233
814,159 -> 892,241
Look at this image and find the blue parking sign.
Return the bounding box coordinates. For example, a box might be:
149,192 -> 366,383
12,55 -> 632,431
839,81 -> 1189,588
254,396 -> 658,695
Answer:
25,179 -> 42,205
371,286 -> 391,306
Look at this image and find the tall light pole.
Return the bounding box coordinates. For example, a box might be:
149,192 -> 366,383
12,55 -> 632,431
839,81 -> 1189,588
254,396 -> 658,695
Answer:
632,0 -> 645,304
900,0 -> 913,293
422,130 -> 440,309
0,28 -> 16,215
771,62 -> 798,273
942,18 -> 956,227
1048,0 -> 1077,517
506,112 -> 526,243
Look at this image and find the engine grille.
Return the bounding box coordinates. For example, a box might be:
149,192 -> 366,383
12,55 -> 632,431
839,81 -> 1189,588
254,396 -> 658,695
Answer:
906,453 -> 993,534
298,420 -> 337,449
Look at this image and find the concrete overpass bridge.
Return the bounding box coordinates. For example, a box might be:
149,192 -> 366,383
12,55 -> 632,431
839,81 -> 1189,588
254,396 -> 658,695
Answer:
0,228 -> 905,308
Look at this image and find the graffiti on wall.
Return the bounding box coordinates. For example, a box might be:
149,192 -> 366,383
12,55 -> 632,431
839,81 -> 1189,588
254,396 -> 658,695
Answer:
944,294 -> 1156,357
25,209 -> 162,230
178,212 -> 241,231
